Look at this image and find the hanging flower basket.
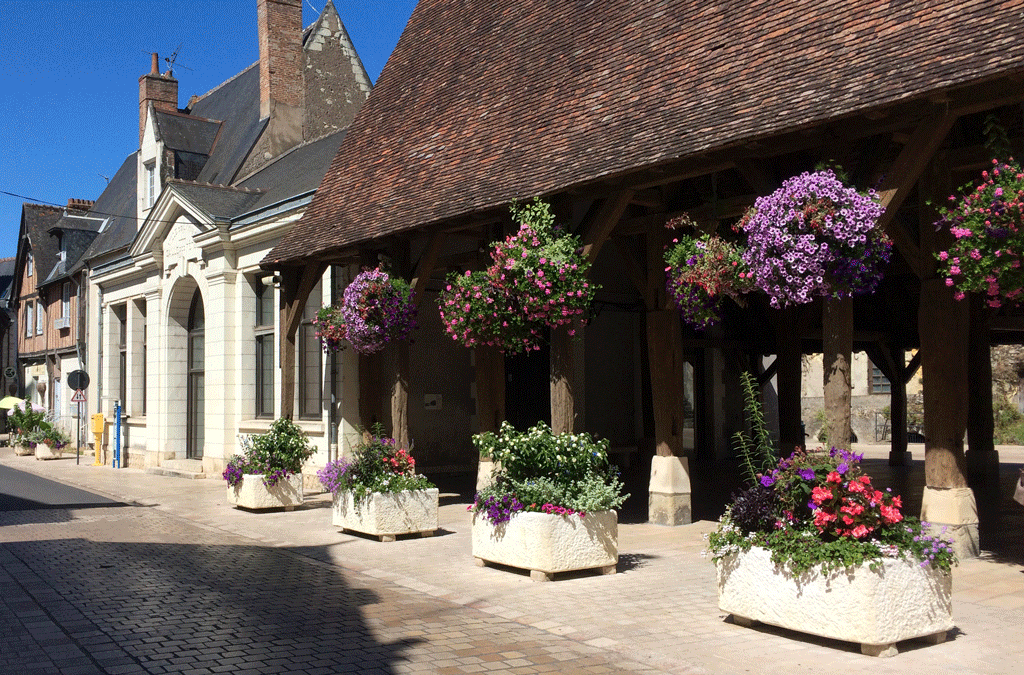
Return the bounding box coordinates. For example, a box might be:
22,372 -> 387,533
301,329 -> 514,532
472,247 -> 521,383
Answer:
740,169 -> 890,308
314,265 -> 417,354
438,199 -> 597,353
936,158 -> 1024,307
664,216 -> 756,329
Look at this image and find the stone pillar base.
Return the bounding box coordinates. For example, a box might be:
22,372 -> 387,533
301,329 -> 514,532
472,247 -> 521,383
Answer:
888,450 -> 912,466
648,455 -> 691,526
920,486 -> 980,559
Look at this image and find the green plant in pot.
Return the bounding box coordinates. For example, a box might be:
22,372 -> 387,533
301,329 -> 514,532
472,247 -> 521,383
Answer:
223,418 -> 314,488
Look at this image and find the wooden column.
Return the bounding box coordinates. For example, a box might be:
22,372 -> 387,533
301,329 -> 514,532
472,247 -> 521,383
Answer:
358,351 -> 384,431
822,295 -> 853,450
550,325 -> 575,434
774,306 -> 803,453
966,293 -> 997,480
475,346 -> 505,433
385,340 -> 410,450
278,262 -> 327,420
646,309 -> 686,456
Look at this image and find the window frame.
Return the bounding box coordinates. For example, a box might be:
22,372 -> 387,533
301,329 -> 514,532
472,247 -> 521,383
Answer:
25,301 -> 33,338
297,280 -> 323,420
869,362 -> 891,395
145,161 -> 156,207
254,278 -> 276,419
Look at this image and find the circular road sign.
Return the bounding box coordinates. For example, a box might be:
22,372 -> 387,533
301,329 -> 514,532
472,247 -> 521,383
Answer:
68,370 -> 90,391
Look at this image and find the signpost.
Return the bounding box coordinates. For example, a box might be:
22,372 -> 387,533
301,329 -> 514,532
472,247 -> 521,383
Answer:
68,370 -> 89,465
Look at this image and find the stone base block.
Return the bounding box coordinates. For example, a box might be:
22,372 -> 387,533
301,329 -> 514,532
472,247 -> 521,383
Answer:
920,486 -> 980,559
332,488 -> 439,540
472,510 -> 617,578
227,474 -> 303,510
648,455 -> 691,525
34,443 -> 62,460
718,546 -> 953,656
649,491 -> 692,526
475,459 -> 501,492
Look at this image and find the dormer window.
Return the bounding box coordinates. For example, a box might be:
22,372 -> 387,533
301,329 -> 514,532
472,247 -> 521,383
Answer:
145,161 -> 157,207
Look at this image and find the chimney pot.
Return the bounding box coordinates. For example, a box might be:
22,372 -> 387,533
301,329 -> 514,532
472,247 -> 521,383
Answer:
151,52 -> 160,74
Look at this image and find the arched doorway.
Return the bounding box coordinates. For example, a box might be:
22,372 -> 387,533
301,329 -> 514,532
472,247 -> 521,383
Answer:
187,289 -> 205,459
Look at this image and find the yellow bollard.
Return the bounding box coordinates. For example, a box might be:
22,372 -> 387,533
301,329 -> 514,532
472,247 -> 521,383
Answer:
91,413 -> 105,466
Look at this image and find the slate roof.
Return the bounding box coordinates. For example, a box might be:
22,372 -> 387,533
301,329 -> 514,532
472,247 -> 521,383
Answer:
187,64 -> 265,186
0,257 -> 16,308
41,215 -> 103,285
153,110 -> 221,156
15,204 -> 64,298
267,0 -> 1024,265
166,129 -> 348,222
82,152 -> 138,260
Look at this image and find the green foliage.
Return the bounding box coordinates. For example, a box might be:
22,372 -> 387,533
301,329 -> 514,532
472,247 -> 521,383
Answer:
732,371 -> 778,486
248,418 -> 315,475
7,399 -> 47,434
317,424 -> 434,500
993,398 -> 1024,444
471,421 -> 629,521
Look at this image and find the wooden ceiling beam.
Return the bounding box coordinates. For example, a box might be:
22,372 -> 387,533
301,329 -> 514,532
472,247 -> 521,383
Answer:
581,189 -> 636,264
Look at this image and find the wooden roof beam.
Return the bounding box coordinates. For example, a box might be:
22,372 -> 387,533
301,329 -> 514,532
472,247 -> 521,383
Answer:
875,110 -> 959,278
581,189 -> 635,264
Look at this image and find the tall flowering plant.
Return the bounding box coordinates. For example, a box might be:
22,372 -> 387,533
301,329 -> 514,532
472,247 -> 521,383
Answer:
935,158 -> 1024,307
439,199 -> 597,353
664,216 -> 755,329
313,265 -> 417,355
739,169 -> 891,308
223,418 -> 314,488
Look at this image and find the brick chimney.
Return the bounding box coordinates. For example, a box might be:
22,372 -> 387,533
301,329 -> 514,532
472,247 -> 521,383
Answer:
138,53 -> 178,146
257,0 -> 303,154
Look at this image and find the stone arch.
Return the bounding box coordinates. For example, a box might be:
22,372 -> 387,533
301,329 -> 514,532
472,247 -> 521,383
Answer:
164,275 -> 203,459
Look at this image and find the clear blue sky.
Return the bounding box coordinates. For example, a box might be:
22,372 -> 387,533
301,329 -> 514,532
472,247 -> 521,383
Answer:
0,0 -> 418,260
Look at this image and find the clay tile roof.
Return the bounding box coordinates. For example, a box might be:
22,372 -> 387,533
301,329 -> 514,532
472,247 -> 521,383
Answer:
266,0 -> 1024,266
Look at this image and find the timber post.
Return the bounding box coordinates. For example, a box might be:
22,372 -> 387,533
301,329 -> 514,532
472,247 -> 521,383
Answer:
822,295 -> 853,450
966,293 -> 998,483
278,262 -> 327,420
918,157 -> 979,559
774,306 -> 804,453
645,229 -> 691,525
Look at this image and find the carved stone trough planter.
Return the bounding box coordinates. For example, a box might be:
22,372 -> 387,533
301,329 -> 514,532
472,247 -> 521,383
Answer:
717,546 -> 953,657
472,510 -> 618,581
14,444 -> 34,456
226,474 -> 303,511
332,488 -> 439,542
34,443 -> 62,460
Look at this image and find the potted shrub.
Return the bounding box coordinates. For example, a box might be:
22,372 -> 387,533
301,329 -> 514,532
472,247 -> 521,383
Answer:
7,399 -> 46,456
318,427 -> 438,541
313,264 -> 417,354
469,421 -> 628,581
224,418 -> 314,511
438,199 -> 597,353
33,426 -> 70,460
935,158 -> 1024,307
706,377 -> 955,657
663,216 -> 756,330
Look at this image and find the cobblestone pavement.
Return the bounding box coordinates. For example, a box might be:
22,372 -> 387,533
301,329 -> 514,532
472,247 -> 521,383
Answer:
1,444 -> 1023,675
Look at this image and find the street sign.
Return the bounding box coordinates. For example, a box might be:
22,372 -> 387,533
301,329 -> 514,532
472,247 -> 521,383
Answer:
3,366 -> 15,379
68,370 -> 90,391
71,389 -> 86,403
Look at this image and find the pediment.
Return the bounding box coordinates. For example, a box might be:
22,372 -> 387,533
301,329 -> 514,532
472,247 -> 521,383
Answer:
129,189 -> 212,260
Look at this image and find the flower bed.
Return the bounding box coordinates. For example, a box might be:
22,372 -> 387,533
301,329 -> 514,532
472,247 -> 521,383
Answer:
469,422 -> 627,580
332,488 -> 439,542
318,426 -> 436,541
226,473 -> 304,511
717,546 -> 952,657
472,510 -> 618,581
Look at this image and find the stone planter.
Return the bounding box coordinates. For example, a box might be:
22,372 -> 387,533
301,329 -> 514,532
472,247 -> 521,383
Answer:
332,488 -> 439,542
34,443 -> 62,460
471,510 -> 618,581
13,444 -> 34,456
226,474 -> 304,511
717,546 -> 953,657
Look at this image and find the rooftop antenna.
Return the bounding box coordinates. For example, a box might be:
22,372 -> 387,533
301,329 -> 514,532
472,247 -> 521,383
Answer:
97,173 -> 110,184
163,44 -> 192,73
